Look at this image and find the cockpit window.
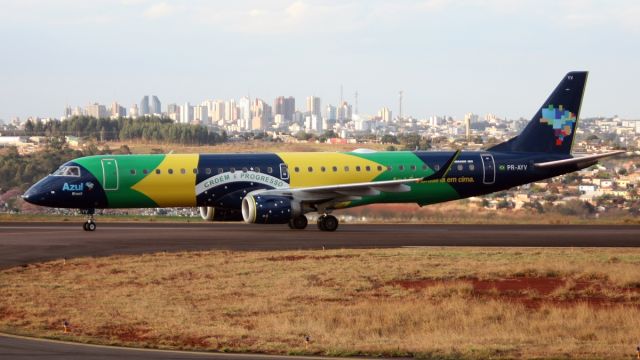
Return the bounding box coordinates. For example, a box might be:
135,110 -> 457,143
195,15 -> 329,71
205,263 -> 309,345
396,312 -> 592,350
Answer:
52,166 -> 81,177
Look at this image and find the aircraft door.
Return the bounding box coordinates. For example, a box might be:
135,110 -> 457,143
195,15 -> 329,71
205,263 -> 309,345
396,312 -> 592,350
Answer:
279,163 -> 289,180
481,154 -> 495,185
101,158 -> 119,190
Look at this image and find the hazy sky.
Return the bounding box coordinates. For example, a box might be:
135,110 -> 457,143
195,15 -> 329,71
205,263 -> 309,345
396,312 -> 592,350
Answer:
1,0 -> 639,121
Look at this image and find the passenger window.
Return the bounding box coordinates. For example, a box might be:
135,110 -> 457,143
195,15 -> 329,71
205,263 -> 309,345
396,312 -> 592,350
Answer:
355,166 -> 361,172
469,164 -> 475,171
217,168 -> 223,174
168,169 -> 174,174
205,168 -> 211,175
193,168 -> 198,174
255,167 -> 261,173
130,169 -> 136,175
377,165 -> 383,171
457,164 -> 463,171
399,165 -> 405,171
387,166 -> 393,171
321,166 -> 326,172
410,165 -> 416,171
365,166 -> 371,171
422,164 -> 428,170
267,167 -> 273,174
143,169 -> 148,174
230,168 -> 235,173
307,166 -> 313,172
434,164 -> 441,171
155,169 -> 161,174
180,168 -> 186,174
344,166 -> 350,172
242,167 -> 248,173
332,166 -> 338,172
295,167 -> 300,172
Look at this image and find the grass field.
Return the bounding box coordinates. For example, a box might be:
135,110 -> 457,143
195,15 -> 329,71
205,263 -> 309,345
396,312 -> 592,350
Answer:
1,247 -> 640,359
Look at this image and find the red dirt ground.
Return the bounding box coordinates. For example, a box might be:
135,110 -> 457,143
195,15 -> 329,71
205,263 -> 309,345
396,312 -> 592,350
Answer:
388,277 -> 640,308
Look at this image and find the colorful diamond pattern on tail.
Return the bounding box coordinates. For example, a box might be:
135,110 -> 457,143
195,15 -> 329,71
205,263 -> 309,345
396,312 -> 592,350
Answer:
540,105 -> 576,146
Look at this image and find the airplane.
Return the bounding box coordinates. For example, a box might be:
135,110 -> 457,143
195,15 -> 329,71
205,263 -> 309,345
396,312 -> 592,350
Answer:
23,71 -> 623,232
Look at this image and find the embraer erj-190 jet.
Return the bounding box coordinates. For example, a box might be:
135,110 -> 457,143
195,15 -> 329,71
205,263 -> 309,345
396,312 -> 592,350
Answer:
23,72 -> 623,231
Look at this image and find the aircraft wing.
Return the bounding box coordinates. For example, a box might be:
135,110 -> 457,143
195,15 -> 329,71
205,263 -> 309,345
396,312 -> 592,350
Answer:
533,151 -> 625,169
254,150 -> 461,203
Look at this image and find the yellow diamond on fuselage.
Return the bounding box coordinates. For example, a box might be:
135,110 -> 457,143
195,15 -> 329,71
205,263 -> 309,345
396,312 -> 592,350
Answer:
131,154 -> 199,207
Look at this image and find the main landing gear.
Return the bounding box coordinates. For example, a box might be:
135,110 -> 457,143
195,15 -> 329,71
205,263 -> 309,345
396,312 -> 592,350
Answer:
317,214 -> 339,232
82,209 -> 97,232
288,215 -> 308,230
288,214 -> 339,231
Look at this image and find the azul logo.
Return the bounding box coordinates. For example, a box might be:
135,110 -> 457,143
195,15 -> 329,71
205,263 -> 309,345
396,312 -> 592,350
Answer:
62,182 -> 83,192
85,182 -> 94,191
540,104 -> 577,146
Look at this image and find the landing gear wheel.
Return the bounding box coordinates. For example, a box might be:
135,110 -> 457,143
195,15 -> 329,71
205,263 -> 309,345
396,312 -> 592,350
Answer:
82,209 -> 97,231
83,221 -> 96,231
289,215 -> 308,230
317,214 -> 338,232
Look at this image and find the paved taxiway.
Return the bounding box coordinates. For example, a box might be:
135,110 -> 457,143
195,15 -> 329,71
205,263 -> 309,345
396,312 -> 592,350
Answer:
1,222 -> 640,359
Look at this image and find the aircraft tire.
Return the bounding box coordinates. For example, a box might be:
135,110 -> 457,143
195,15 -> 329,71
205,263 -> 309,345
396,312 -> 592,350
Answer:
289,215 -> 308,230
86,221 -> 96,232
318,215 -> 338,232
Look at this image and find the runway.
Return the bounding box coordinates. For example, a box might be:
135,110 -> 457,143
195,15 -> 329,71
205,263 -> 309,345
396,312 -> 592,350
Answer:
1,221 -> 640,359
1,222 -> 640,269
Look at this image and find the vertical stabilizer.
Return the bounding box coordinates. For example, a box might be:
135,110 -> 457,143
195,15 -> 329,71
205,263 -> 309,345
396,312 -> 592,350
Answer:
489,71 -> 588,154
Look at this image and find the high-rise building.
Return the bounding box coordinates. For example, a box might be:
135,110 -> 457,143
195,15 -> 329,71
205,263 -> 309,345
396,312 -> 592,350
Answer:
110,102 -> 127,118
305,114 -> 322,132
212,100 -> 226,123
325,105 -> 337,121
463,113 -> 478,140
225,100 -> 238,121
194,105 -> 209,125
337,101 -> 352,123
151,96 -> 161,115
140,96 -> 150,116
238,97 -> 252,130
251,98 -> 272,130
274,96 -> 295,122
180,102 -> 193,124
63,106 -> 73,118
378,107 -> 392,122
85,103 -> 108,119
167,103 -> 180,122
129,104 -> 139,118
306,96 -> 321,118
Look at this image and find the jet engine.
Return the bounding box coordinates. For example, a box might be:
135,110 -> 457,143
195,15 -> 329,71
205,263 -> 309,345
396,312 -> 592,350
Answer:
199,206 -> 243,222
241,193 -> 297,224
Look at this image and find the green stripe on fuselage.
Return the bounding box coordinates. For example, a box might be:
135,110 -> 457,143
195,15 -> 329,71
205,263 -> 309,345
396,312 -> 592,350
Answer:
74,155 -> 165,207
346,151 -> 461,207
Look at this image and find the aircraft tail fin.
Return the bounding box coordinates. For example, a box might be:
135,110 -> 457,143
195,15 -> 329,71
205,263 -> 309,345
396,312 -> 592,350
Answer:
488,71 -> 588,154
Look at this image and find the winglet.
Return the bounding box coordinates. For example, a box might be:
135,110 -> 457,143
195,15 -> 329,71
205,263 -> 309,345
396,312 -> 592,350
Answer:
422,150 -> 461,181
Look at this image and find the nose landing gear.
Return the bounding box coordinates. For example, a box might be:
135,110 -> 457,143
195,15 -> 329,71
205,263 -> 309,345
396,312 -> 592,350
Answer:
81,209 -> 97,231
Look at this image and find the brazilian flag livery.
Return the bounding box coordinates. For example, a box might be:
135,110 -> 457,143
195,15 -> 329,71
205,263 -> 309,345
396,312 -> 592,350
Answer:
23,72 -> 624,230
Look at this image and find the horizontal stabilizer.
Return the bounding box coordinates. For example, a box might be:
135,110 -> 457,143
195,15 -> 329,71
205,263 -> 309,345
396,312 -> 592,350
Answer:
533,151 -> 625,169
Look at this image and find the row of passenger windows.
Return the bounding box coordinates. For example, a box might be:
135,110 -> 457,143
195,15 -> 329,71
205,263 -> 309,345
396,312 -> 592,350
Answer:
130,166 -> 275,176
127,163 -> 475,176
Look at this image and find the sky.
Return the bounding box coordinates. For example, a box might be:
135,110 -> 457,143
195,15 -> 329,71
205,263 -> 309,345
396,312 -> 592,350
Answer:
0,0 -> 639,121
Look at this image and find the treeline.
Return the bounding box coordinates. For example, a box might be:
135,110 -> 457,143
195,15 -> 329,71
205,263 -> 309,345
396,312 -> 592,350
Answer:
22,116 -> 226,145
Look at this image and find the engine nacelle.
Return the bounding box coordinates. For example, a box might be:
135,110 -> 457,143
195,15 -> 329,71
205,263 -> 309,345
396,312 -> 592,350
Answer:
199,206 -> 243,222
241,194 -> 294,224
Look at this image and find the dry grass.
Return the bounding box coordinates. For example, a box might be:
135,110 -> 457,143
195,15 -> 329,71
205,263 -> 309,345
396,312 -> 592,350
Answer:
1,247 -> 640,359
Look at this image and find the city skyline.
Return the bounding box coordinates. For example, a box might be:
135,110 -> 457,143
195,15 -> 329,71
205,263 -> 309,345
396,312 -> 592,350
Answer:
1,0 -> 639,121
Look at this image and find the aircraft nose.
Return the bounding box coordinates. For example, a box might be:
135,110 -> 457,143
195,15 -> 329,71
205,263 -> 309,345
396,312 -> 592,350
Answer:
22,182 -> 52,206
